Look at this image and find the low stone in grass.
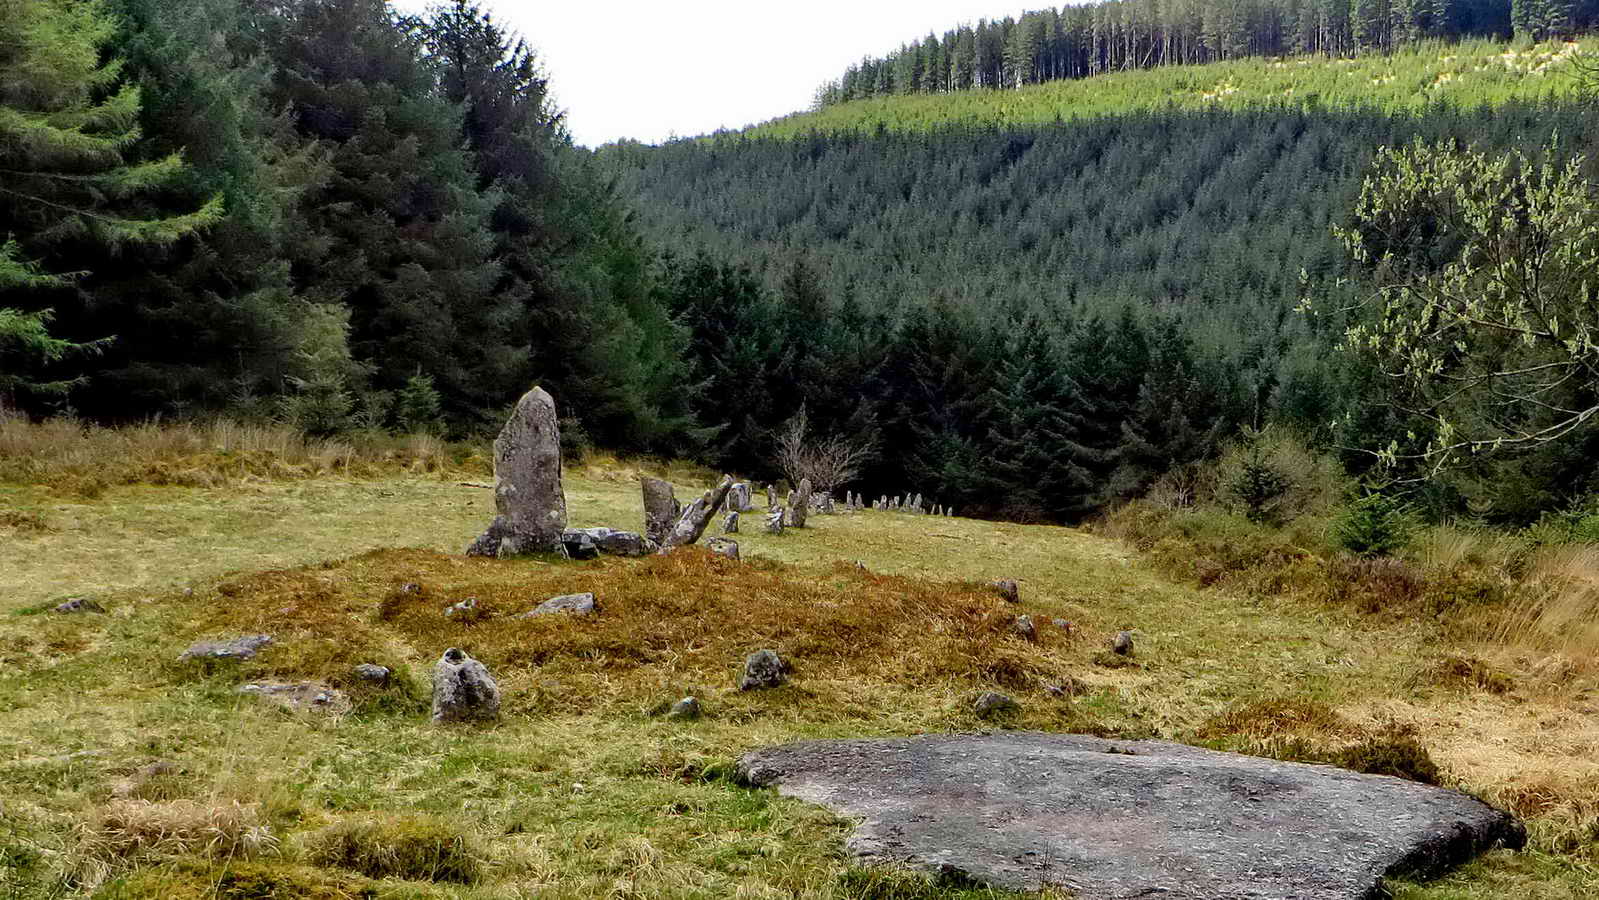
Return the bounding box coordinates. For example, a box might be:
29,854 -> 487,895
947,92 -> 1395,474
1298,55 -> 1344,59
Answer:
519,592 -> 597,618
1012,615 -> 1036,641
179,634 -> 272,662
443,597 -> 479,619
431,648 -> 499,724
238,681 -> 351,716
668,697 -> 702,720
53,597 -> 105,614
1112,630 -> 1135,656
740,649 -> 788,691
560,530 -> 599,560
707,537 -> 740,561
352,663 -> 391,685
974,691 -> 1018,717
722,511 -> 739,534
990,579 -> 1020,603
567,527 -> 654,557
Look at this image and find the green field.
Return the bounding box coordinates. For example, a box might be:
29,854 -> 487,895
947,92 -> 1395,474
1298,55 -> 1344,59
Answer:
739,39 -> 1593,139
3,442 -> 1597,898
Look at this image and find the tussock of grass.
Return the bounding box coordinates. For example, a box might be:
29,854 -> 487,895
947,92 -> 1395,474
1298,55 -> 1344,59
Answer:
92,861 -> 373,900
306,813 -> 481,883
80,799 -> 277,862
1198,703 -> 1443,785
0,418 -> 485,496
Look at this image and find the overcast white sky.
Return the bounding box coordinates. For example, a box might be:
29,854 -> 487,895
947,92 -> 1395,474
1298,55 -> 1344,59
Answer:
395,1 -> 1034,147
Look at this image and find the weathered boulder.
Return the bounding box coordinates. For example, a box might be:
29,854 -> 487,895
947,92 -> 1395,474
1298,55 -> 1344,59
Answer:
53,598 -> 105,614
788,478 -> 812,528
519,592 -> 597,618
179,634 -> 272,662
238,681 -> 350,716
765,510 -> 785,534
566,527 -> 655,557
662,476 -> 735,550
973,691 -> 1018,717
990,579 -> 1020,604
465,387 -> 567,558
560,530 -> 599,560
431,648 -> 499,723
707,537 -> 741,561
352,663 -> 391,685
739,649 -> 788,690
1112,630 -> 1135,656
737,732 -> 1526,899
641,476 -> 680,546
722,511 -> 739,534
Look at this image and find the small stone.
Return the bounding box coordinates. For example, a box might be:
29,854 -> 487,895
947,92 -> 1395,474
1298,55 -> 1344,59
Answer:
52,598 -> 104,614
722,511 -> 739,534
668,696 -> 702,720
707,537 -> 740,561
1052,618 -> 1075,634
353,663 -> 391,685
560,530 -> 599,560
431,647 -> 500,723
444,597 -> 479,618
1112,630 -> 1135,656
238,681 -> 350,715
1012,615 -> 1036,641
990,579 -> 1020,603
401,582 -> 422,595
740,649 -> 788,691
974,691 -> 1018,717
179,634 -> 272,662
520,592 -> 597,618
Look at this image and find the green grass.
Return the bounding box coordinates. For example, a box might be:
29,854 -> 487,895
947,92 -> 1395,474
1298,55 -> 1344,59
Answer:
2,460 -> 1597,897
742,39 -> 1594,139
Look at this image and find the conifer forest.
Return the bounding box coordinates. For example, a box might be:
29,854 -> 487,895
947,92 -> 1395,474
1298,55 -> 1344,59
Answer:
6,0 -> 1599,524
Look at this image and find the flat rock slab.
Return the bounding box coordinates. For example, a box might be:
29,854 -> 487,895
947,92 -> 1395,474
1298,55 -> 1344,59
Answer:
737,732 -> 1525,900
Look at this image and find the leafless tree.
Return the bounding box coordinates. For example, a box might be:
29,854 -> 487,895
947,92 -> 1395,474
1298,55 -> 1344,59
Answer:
773,405 -> 876,494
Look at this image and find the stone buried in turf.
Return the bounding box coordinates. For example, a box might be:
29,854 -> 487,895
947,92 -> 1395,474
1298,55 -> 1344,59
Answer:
1012,614 -> 1036,641
238,681 -> 351,716
431,648 -> 499,723
707,537 -> 740,561
737,732 -> 1526,899
53,597 -> 105,614
179,634 -> 272,662
668,696 -> 701,720
1112,630 -> 1135,655
739,649 -> 788,690
465,386 -> 568,558
519,592 -> 597,618
353,663 -> 391,685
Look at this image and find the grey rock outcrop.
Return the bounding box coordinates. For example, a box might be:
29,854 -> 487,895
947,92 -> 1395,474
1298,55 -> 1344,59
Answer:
739,649 -> 788,690
465,387 -> 567,558
641,476 -> 680,546
661,475 -> 735,550
238,681 -> 350,715
566,527 -> 655,557
765,510 -> 785,534
431,648 -> 500,723
722,511 -> 739,534
179,634 -> 272,662
707,537 -> 740,561
53,598 -> 105,614
519,592 -> 597,618
736,732 -> 1526,899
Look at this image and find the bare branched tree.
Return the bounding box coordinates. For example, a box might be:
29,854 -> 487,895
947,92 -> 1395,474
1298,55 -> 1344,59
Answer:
773,405 -> 876,494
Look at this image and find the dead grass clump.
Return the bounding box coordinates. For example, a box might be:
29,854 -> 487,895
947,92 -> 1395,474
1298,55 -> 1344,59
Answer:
1319,555 -> 1426,614
306,814 -> 481,883
1483,776 -> 1599,857
81,799 -> 277,862
1200,705 -> 1441,785
0,509 -> 54,532
1196,698 -> 1357,741
1418,654 -> 1516,695
1489,544 -> 1599,669
168,547 -> 1081,717
1331,721 -> 1442,785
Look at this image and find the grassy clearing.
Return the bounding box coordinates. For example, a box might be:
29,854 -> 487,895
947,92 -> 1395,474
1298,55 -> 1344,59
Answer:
3,451 -> 1598,896
746,39 -> 1596,139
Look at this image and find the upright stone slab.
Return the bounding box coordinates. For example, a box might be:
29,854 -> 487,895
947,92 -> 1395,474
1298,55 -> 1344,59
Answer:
465,387 -> 567,558
431,648 -> 500,723
789,478 -> 812,528
765,509 -> 785,534
662,476 -> 735,550
765,484 -> 777,509
722,511 -> 740,534
729,482 -> 753,512
641,476 -> 680,546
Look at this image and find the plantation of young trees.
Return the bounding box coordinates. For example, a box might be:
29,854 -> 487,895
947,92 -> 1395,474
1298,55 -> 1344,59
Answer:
814,0 -> 1585,106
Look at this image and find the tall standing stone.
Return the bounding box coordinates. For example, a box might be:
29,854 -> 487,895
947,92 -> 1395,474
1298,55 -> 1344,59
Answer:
465,387 -> 567,558
789,478 -> 813,528
642,476 -> 680,546
765,484 -> 777,509
729,482 -> 753,512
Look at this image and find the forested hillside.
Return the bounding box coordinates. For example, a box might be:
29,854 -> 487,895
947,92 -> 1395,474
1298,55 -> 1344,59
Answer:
812,0 -> 1585,105
606,40 -> 1599,522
